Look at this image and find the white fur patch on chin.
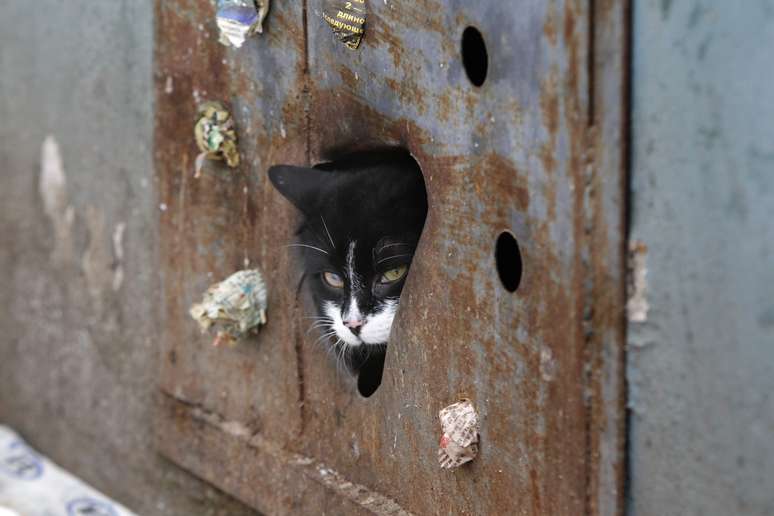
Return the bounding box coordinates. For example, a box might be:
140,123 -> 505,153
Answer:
323,300 -> 362,346
360,299 -> 398,345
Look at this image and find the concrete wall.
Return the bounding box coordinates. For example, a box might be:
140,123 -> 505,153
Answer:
0,2 -> 256,514
628,1 -> 774,515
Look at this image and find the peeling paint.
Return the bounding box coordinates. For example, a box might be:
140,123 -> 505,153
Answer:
112,222 -> 126,291
540,346 -> 557,382
81,207 -> 114,307
39,136 -> 75,265
627,241 -> 649,323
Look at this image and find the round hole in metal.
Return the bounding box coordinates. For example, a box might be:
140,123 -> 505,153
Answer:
495,231 -> 522,292
461,26 -> 488,87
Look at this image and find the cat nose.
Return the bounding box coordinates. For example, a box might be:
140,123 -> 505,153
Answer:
344,319 -> 363,334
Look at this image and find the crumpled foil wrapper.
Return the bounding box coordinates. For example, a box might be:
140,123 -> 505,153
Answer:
193,101 -> 240,177
438,399 -> 480,469
216,0 -> 270,48
322,0 -> 366,49
189,269 -> 268,347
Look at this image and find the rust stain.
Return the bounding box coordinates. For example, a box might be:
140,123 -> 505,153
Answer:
540,73 -> 560,139
307,89 -> 432,159
564,0 -> 582,123
539,71 -> 559,222
384,76 -> 428,115
436,90 -> 453,124
338,65 -> 359,90
464,91 -> 478,118
562,1 -> 600,514
367,12 -> 405,69
543,1 -> 559,45
371,0 -> 446,37
265,6 -> 303,48
364,0 -> 450,67
155,0 -> 309,452
564,0 -> 578,46
480,153 -> 530,211
154,1 -> 232,403
585,2 -> 630,515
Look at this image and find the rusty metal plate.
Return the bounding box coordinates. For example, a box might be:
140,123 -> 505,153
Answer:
154,0 -> 628,514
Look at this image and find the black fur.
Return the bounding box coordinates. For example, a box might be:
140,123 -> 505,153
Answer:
268,150 -> 427,394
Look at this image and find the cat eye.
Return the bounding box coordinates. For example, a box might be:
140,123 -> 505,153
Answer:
322,271 -> 345,288
379,265 -> 408,284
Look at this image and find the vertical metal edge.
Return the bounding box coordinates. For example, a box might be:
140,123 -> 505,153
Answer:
586,1 -> 629,515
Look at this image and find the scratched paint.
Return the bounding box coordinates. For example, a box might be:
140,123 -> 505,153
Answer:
39,136 -> 75,266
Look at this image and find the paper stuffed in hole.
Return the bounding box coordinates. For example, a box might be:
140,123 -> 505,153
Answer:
189,269 -> 268,347
216,0 -> 270,48
438,399 -> 480,469
193,101 -> 240,177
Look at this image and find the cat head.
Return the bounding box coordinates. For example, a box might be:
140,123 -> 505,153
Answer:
268,150 -> 427,359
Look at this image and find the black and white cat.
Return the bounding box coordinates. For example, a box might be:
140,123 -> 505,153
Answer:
268,150 -> 427,395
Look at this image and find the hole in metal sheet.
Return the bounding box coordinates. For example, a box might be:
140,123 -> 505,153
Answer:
357,350 -> 386,398
349,149 -> 427,398
461,26 -> 488,87
282,148 -> 427,399
495,231 -> 522,292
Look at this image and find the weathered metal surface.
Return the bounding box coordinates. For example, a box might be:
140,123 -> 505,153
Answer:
586,1 -> 629,515
155,0 -> 627,514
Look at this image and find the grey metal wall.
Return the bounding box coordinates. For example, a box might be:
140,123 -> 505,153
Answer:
628,1 -> 774,515
0,2 -> 256,514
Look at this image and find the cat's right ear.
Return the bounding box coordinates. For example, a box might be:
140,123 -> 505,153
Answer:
268,165 -> 322,214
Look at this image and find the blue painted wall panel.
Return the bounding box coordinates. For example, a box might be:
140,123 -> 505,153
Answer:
629,1 -> 774,514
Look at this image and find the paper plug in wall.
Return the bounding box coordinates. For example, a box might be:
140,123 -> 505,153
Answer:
216,0 -> 270,48
189,269 -> 268,347
438,399 -> 480,469
193,101 -> 240,177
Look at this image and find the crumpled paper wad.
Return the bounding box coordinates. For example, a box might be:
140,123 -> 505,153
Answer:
216,0 -> 271,48
189,269 -> 268,347
193,101 -> 240,177
438,399 -> 480,469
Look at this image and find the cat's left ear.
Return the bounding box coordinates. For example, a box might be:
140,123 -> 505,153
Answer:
268,164 -> 327,214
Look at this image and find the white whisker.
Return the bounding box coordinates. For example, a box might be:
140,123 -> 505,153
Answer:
316,328 -> 336,338
336,339 -> 349,379
376,253 -> 412,264
376,242 -> 406,253
312,319 -> 333,324
321,215 -> 336,249
285,243 -> 330,255
314,330 -> 337,347
306,321 -> 332,334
